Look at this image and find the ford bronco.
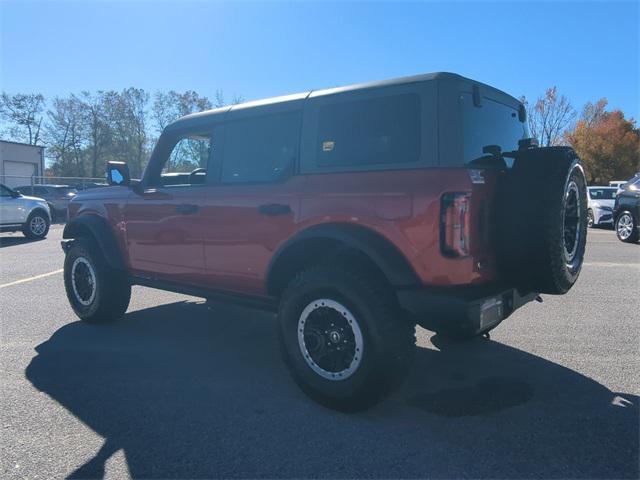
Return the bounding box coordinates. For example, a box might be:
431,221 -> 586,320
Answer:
61,73 -> 588,410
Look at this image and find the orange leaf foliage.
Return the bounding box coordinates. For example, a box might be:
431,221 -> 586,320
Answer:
566,103 -> 639,185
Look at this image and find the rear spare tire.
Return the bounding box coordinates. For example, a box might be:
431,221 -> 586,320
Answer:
496,147 -> 587,295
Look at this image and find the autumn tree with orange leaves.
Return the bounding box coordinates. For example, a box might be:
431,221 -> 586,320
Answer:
566,99 -> 640,185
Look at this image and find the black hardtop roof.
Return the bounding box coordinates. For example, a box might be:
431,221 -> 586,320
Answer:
166,72 -> 521,131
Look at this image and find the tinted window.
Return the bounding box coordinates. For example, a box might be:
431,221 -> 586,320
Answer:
0,185 -> 13,197
462,94 -> 528,165
588,188 -> 616,200
222,112 -> 300,183
316,93 -> 420,168
33,186 -> 49,195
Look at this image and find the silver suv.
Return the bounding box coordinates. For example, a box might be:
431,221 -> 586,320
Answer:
0,184 -> 51,239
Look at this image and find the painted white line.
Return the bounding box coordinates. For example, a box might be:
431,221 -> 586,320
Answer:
0,269 -> 63,289
583,262 -> 640,268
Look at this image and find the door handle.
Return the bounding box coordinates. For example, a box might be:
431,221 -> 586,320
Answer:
176,204 -> 199,215
258,203 -> 292,216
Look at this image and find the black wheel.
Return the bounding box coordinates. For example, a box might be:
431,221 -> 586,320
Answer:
278,264 -> 415,411
496,147 -> 588,295
587,209 -> 594,228
615,212 -> 639,243
22,210 -> 50,239
63,238 -> 131,323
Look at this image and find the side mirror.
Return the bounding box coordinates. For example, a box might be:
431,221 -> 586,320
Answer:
107,161 -> 130,186
10,190 -> 21,198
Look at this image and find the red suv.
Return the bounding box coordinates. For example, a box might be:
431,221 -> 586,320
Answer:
61,73 -> 588,410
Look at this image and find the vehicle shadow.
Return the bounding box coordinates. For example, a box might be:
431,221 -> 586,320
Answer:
26,301 -> 639,479
0,235 -> 45,248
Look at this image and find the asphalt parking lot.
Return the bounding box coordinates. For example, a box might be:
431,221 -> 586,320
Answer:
1,226 -> 638,479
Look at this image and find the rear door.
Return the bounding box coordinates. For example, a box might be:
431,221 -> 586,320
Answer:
124,130 -> 214,286
201,106 -> 304,296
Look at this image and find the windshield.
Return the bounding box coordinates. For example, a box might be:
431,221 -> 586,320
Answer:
588,188 -> 616,200
461,93 -> 528,166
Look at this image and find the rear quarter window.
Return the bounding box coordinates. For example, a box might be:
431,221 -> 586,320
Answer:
315,93 -> 421,168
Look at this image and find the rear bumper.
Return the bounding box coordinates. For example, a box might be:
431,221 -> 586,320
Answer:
397,284 -> 538,335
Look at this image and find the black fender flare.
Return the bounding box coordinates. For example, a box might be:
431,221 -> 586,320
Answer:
266,223 -> 420,296
62,215 -> 126,271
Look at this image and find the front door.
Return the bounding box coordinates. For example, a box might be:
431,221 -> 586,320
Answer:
124,132 -> 213,286
0,185 -> 25,224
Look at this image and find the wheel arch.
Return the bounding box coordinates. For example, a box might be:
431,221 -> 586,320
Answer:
28,206 -> 50,222
63,215 -> 126,271
266,223 -> 420,298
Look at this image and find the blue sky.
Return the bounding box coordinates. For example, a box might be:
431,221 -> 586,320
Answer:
1,1 -> 638,120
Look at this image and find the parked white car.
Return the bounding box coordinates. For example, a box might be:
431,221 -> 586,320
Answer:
587,186 -> 617,228
0,183 -> 51,239
609,180 -> 632,196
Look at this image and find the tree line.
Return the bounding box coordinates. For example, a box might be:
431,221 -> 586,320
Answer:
0,89 -> 242,179
521,88 -> 639,184
1,86 -> 638,184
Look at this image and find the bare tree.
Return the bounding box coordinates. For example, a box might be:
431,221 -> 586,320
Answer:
521,87 -> 576,146
152,90 -> 212,134
45,96 -> 87,176
580,98 -> 608,129
0,93 -> 46,145
79,91 -> 111,178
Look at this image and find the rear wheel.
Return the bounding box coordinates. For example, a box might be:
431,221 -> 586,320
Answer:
615,212 -> 638,243
22,210 -> 50,239
64,238 -> 131,323
278,264 -> 414,411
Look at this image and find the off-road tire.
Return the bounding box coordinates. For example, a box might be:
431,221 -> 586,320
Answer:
496,147 -> 588,295
22,210 -> 50,239
64,238 -> 131,323
278,264 -> 415,411
615,211 -> 639,243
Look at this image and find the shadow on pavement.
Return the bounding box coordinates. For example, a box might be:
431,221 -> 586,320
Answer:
0,235 -> 45,248
26,301 -> 639,479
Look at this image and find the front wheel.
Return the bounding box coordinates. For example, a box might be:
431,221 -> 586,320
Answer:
278,264 -> 415,411
615,212 -> 639,243
22,210 -> 50,239
64,238 -> 131,323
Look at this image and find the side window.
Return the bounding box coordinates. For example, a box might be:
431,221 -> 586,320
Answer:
0,185 -> 12,197
221,112 -> 300,183
33,186 -> 47,196
158,134 -> 212,186
316,93 -> 421,168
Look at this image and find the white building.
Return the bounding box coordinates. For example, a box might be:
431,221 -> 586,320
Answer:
0,140 -> 45,188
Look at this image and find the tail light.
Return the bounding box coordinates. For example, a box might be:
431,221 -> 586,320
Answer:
441,192 -> 471,257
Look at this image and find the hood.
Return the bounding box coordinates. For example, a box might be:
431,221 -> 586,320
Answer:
20,195 -> 48,203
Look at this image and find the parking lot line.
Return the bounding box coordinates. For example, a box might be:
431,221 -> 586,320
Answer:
0,269 -> 63,289
583,262 -> 640,268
